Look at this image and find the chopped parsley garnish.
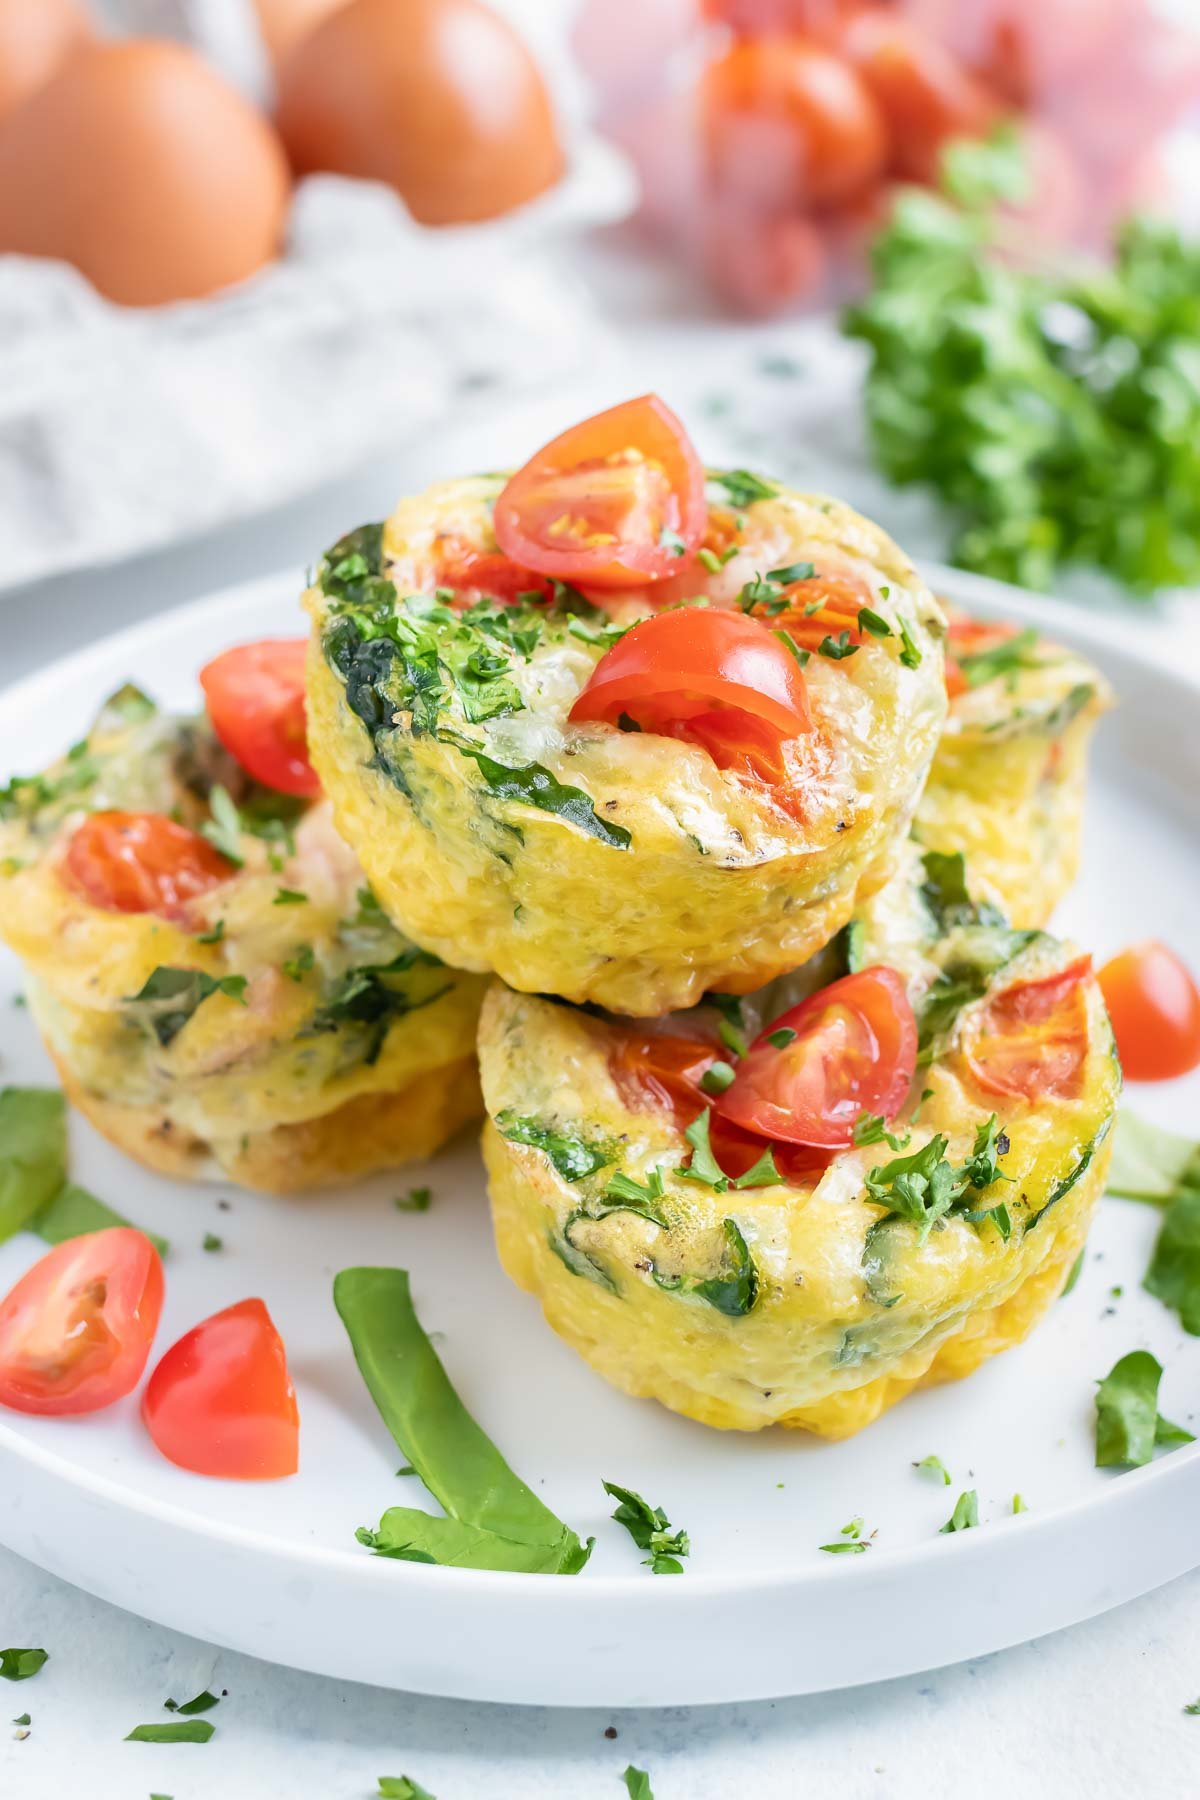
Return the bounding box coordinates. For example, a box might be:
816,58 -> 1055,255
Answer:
1094,1350 -> 1194,1469
1012,1494 -> 1028,1514
820,1517 -> 871,1554
623,1769 -> 655,1800
659,526 -> 687,557
0,1649 -> 47,1682
602,1167 -> 669,1222
914,1454 -> 951,1486
818,631 -> 858,661
395,1186 -> 432,1213
125,1721 -> 215,1744
857,606 -> 892,638
956,627 -> 1041,688
708,467 -> 778,508
199,784 -> 245,866
602,1480 -> 690,1574
282,943 -> 315,983
378,1779 -> 436,1800
898,620 -> 923,669
853,1112 -> 910,1152
196,919 -> 225,944
940,1491 -> 979,1533
202,1233 -> 222,1252
699,1060 -> 736,1096
272,887 -> 308,906
696,548 -> 722,574
302,948 -> 449,1064
864,1119 -> 1011,1243
765,1026 -> 797,1049
124,967 -> 249,1047
767,560 -> 816,585
164,1690 -> 219,1715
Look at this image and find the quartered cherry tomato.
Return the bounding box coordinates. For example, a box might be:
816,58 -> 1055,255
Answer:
963,956 -> 1092,1101
63,811 -> 235,918
200,639 -> 320,798
142,1297 -> 298,1480
493,395 -> 707,588
704,35 -> 888,210
716,966 -> 918,1148
0,1228 -> 163,1416
1098,941 -> 1200,1082
838,8 -> 1000,183
569,607 -> 812,782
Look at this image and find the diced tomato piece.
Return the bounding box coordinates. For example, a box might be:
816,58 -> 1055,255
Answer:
63,812 -> 235,919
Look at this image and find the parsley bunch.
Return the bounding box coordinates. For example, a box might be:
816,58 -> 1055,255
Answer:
845,132 -> 1200,596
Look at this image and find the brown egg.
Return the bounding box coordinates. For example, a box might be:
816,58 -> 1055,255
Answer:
253,0 -> 345,65
0,0 -> 91,126
275,0 -> 564,225
0,39 -> 291,306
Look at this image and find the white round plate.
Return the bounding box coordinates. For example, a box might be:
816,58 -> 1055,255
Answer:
0,566 -> 1197,1708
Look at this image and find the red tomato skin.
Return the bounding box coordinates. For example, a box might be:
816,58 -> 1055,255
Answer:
964,956 -> 1092,1102
569,606 -> 812,778
494,395 -> 707,588
200,640 -> 320,798
704,35 -> 888,210
0,1229 -> 163,1417
1098,941 -> 1200,1083
717,965 -> 918,1148
142,1297 -> 299,1481
838,8 -> 1000,184
63,811 -> 235,919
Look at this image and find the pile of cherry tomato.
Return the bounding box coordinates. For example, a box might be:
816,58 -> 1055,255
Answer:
575,0 -> 1200,314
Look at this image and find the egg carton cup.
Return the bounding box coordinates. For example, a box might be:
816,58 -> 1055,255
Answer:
0,135 -> 637,593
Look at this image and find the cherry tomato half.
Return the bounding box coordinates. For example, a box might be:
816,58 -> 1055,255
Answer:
609,1028 -> 831,1184
963,956 -> 1092,1102
569,607 -> 812,782
704,35 -> 888,210
838,8 -> 1000,184
142,1297 -> 298,1481
493,395 -> 707,589
716,966 -> 918,1148
0,1229 -> 163,1416
200,640 -> 320,798
1098,941 -> 1200,1082
63,811 -> 235,919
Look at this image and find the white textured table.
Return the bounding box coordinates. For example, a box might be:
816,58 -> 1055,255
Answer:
2,327 -> 1198,1800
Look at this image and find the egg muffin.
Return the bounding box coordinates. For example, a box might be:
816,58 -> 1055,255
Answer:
0,682 -> 485,1191
916,606 -> 1111,927
479,846 -> 1118,1436
304,451 -> 947,1015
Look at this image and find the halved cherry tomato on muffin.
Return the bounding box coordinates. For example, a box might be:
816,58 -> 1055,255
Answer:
493,395 -> 707,589
716,966 -> 918,1148
0,1229 -> 163,1417
569,608 -> 812,782
200,640 -> 320,798
142,1297 -> 298,1480
63,811 -> 235,918
609,1028 -> 831,1184
1098,941 -> 1200,1082
963,956 -> 1091,1102
434,541 -> 554,607
838,9 -> 1001,184
704,35 -> 888,210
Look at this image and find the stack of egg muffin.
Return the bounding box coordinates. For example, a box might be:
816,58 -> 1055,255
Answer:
0,397 -> 1117,1439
